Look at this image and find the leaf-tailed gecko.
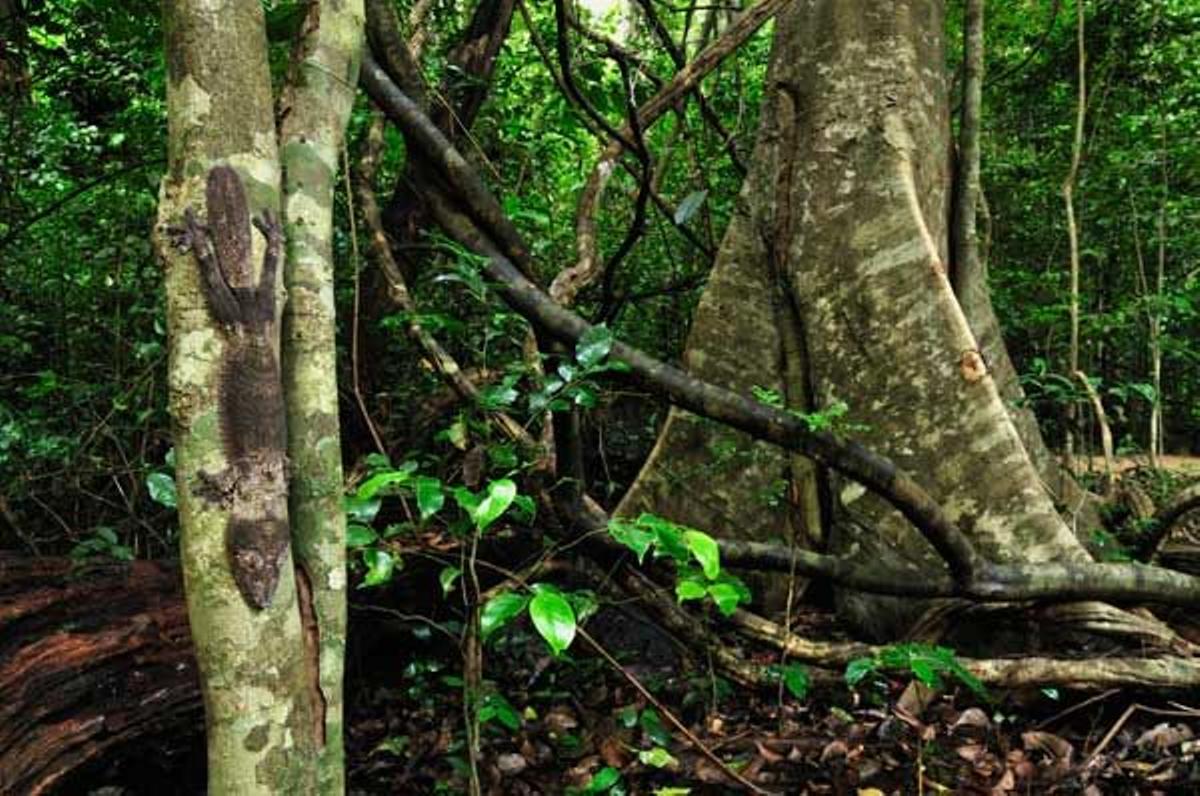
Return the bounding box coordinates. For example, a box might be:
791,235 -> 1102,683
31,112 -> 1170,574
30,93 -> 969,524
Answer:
171,165 -> 290,609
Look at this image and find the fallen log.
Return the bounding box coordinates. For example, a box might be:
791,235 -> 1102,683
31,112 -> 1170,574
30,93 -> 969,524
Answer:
0,554 -> 200,795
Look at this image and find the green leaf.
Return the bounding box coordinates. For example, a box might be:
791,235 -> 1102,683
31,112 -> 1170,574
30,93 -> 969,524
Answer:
346,523 -> 379,548
617,705 -> 640,728
673,189 -> 708,225
683,529 -> 720,580
675,578 -> 707,602
582,766 -> 621,793
639,709 -> 672,747
608,519 -> 655,563
511,494 -> 536,523
639,514 -> 687,563
344,494 -> 382,524
415,476 -> 444,521
145,472 -> 176,508
445,415 -> 469,450
355,462 -> 419,500
575,324 -> 613,369
371,735 -> 410,758
706,582 -> 743,616
480,592 -> 529,641
439,566 -> 462,596
529,589 -> 577,655
452,486 -> 481,515
845,657 -> 877,687
909,658 -> 940,689
782,663 -> 810,700
361,549 -> 397,587
473,478 -> 517,532
479,692 -> 522,730
638,747 -> 678,769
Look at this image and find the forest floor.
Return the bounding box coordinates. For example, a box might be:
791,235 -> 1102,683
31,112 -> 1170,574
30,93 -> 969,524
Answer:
336,463 -> 1200,795
1078,455 -> 1200,477
344,601 -> 1200,795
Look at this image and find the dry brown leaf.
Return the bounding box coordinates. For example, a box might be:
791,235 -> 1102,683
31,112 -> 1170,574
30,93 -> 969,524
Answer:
1021,730 -> 1074,765
956,743 -> 987,763
1135,722 -> 1194,751
821,738 -> 849,762
952,707 -> 991,731
755,739 -> 785,764
897,680 -> 937,717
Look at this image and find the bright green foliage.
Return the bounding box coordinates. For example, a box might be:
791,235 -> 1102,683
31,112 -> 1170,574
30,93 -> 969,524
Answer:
477,691 -> 522,731
479,582 -> 595,657
528,586 -> 577,656
981,0 -> 1200,450
638,747 -> 678,769
566,765 -> 622,796
480,592 -> 530,641
609,513 -> 752,616
845,643 -> 987,698
70,526 -> 134,561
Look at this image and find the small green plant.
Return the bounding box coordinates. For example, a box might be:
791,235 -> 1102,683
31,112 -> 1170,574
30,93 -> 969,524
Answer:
344,455 -> 533,589
566,766 -> 624,795
480,583 -> 599,656
845,642 -> 986,698
70,526 -> 134,561
528,324 -> 630,413
751,386 -> 869,434
608,513 -> 751,616
1091,528 -> 1134,562
766,662 -> 811,701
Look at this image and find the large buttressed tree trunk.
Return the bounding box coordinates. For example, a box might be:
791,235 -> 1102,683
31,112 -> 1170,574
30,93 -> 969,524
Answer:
624,0 -> 1098,640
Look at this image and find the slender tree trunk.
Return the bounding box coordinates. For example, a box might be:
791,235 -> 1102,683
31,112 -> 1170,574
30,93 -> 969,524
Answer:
951,0 -> 1097,522
1063,0 -> 1087,467
154,1 -> 337,791
277,3 -> 364,793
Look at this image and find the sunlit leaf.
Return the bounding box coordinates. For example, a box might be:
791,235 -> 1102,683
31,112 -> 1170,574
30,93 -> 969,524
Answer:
346,523 -> 378,548
481,591 -> 529,641
439,565 -> 462,596
146,472 -> 176,508
575,324 -> 613,369
361,549 -> 396,587
706,582 -> 743,615
415,476 -> 444,521
473,478 -> 517,532
529,589 -> 576,655
638,747 -> 678,769
683,529 -> 720,579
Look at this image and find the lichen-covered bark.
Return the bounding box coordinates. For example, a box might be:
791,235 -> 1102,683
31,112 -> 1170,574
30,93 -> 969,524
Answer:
277,2 -> 364,793
949,0 -> 1099,531
771,0 -> 1090,639
155,1 -> 316,792
616,13 -> 820,612
623,0 -> 1102,640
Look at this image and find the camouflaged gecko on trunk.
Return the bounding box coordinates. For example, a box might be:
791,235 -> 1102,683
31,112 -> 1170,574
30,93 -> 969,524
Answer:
171,165 -> 290,609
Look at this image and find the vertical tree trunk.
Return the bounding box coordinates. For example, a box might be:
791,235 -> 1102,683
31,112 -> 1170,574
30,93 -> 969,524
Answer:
951,0 -> 1098,525
1063,0 -> 1087,466
769,0 -> 1085,639
278,2 -> 364,792
622,0 -> 1105,640
155,1 -> 316,791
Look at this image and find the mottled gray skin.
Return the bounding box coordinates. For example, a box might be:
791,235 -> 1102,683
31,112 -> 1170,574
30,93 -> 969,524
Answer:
172,165 -> 290,610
